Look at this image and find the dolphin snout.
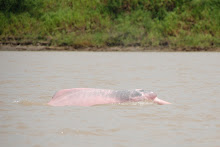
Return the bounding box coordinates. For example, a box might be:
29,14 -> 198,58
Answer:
153,97 -> 172,105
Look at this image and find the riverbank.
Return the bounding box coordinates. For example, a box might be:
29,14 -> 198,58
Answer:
1,44 -> 219,52
1,0 -> 219,51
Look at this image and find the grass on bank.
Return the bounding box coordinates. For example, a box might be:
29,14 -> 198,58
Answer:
0,0 -> 220,49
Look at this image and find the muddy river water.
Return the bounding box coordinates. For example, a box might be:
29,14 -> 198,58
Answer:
0,51 -> 219,146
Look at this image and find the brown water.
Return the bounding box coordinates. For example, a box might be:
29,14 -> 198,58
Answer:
0,51 -> 219,147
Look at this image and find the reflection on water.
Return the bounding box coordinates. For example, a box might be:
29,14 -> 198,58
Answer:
0,51 -> 219,147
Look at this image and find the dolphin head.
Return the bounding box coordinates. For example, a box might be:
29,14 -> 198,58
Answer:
136,89 -> 157,101
136,89 -> 171,105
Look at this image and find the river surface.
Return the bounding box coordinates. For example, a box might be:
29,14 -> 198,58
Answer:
0,51 -> 219,147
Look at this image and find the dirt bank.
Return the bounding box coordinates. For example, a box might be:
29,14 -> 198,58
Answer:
0,44 -> 219,52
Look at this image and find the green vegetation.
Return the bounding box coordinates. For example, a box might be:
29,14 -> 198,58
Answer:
0,0 -> 220,49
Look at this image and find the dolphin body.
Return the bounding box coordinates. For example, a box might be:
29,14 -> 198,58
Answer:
48,88 -> 171,106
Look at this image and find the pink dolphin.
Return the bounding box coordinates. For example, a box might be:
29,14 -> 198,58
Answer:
48,88 -> 171,106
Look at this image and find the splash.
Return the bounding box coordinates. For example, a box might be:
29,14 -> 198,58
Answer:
117,100 -> 154,106
13,99 -> 46,106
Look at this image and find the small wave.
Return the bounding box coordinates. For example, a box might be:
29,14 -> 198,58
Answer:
13,99 -> 46,106
58,128 -> 108,136
92,101 -> 154,107
58,127 -> 119,136
117,101 -> 154,106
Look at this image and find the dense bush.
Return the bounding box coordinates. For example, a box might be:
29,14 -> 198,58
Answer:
0,0 -> 43,14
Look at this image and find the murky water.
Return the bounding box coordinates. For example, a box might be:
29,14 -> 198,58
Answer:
0,51 -> 219,147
